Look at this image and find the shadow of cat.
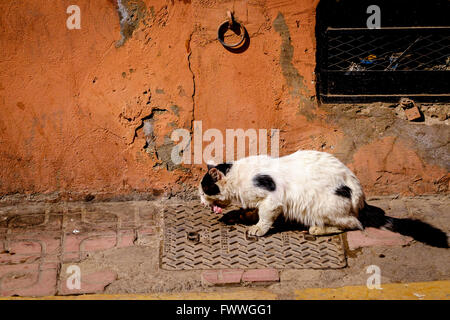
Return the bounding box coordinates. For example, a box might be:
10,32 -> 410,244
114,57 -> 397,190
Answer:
219,204 -> 449,248
359,203 -> 448,248
219,208 -> 308,236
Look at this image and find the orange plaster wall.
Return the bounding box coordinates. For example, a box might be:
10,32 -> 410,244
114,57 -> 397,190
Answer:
0,0 -> 447,199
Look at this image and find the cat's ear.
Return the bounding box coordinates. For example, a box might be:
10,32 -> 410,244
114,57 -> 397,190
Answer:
208,167 -> 224,182
206,160 -> 216,171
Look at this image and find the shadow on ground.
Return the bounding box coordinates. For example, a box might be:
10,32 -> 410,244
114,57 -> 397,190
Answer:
360,203 -> 449,248
220,204 -> 449,248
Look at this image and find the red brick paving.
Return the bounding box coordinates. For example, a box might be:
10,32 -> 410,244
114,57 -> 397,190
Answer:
0,262 -> 58,296
117,230 -> 136,248
59,268 -> 118,295
201,269 -> 244,286
0,202 -> 156,297
242,269 -> 280,283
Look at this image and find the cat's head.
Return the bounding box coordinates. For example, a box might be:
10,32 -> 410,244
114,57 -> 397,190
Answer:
199,162 -> 233,213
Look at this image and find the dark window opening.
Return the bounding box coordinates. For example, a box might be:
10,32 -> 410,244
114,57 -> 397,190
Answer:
316,0 -> 450,102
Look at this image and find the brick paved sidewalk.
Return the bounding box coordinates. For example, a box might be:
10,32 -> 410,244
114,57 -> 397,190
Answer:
0,201 -> 157,296
0,196 -> 448,298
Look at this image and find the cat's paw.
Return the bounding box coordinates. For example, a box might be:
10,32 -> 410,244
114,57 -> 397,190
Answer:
309,226 -> 342,235
308,226 -> 323,235
247,225 -> 267,237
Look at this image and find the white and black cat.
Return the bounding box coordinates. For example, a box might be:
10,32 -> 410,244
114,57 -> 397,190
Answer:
199,150 -> 449,248
199,150 -> 367,236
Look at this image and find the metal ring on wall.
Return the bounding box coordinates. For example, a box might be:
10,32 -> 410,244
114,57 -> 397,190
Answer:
217,19 -> 246,48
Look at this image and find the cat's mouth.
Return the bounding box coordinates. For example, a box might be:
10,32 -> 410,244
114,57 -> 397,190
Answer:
208,199 -> 231,214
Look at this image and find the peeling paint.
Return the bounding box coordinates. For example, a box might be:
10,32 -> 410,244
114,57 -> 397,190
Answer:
133,107 -> 167,147
132,108 -> 183,171
116,0 -> 146,47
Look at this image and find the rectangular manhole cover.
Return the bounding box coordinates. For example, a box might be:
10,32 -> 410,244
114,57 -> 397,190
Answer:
161,203 -> 347,270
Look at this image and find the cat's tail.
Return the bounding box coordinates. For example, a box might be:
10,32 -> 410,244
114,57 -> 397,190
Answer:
358,202 -> 448,248
344,174 -> 365,215
358,202 -> 395,230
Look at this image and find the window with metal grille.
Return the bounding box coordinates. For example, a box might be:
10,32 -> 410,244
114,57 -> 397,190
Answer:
316,0 -> 450,102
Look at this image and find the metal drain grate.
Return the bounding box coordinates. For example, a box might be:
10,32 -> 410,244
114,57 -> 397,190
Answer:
160,203 -> 347,270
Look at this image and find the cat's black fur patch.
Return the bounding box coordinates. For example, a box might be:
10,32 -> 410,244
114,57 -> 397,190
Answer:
215,163 -> 233,175
335,185 -> 352,198
253,174 -> 276,192
201,163 -> 233,196
201,173 -> 220,195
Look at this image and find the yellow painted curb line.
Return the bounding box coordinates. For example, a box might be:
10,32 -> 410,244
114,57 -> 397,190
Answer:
1,281 -> 449,300
295,280 -> 450,300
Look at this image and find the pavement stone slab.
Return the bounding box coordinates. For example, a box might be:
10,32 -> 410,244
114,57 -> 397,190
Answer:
347,227 -> 413,250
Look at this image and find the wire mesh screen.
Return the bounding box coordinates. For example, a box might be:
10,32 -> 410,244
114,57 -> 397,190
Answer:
318,27 -> 450,101
327,29 -> 450,72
